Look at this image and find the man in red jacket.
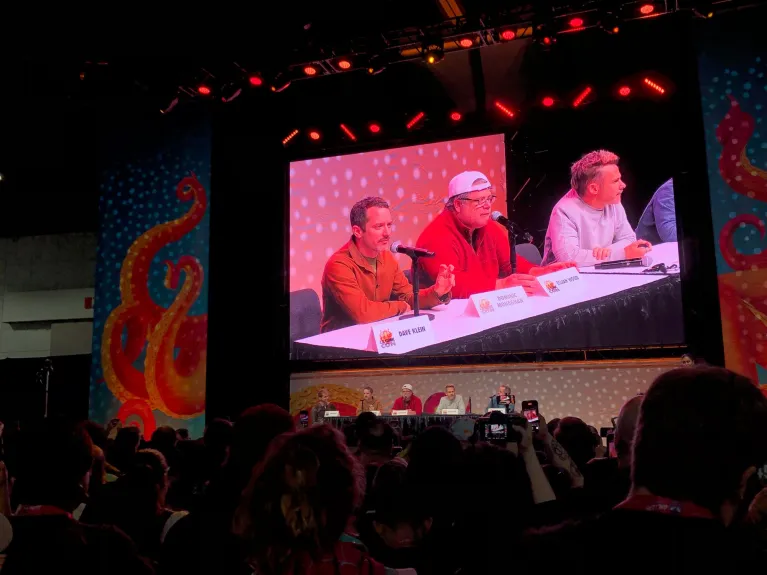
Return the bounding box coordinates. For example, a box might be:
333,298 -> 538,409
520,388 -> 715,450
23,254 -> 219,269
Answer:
416,171 -> 576,299
390,384 -> 423,415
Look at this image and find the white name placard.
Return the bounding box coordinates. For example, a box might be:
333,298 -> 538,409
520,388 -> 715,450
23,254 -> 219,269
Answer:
487,408 -> 506,413
536,268 -> 585,298
367,314 -> 435,355
324,410 -> 340,418
464,287 -> 529,321
392,410 -> 411,416
441,409 -> 460,415
371,411 -> 382,416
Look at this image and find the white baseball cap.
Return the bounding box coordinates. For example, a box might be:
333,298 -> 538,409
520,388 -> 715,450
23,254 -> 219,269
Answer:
402,384 -> 414,391
448,171 -> 492,198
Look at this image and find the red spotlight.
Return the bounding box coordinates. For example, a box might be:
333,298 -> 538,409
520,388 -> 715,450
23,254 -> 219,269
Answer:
197,85 -> 211,96
569,17 -> 584,28
304,65 -> 318,76
639,3 -> 655,15
542,36 -> 553,45
406,112 -> 425,130
337,59 -> 352,70
542,96 -> 555,107
572,86 -> 593,107
369,123 -> 381,134
458,37 -> 474,48
494,101 -> 515,119
248,75 -> 263,87
282,129 -> 299,146
450,111 -> 462,121
643,78 -> 666,94
309,130 -> 321,141
618,86 -> 631,97
340,123 -> 357,142
500,29 -> 516,41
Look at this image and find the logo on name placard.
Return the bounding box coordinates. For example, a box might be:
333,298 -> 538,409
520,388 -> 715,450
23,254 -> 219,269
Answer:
479,298 -> 495,314
378,329 -> 396,348
544,280 -> 560,294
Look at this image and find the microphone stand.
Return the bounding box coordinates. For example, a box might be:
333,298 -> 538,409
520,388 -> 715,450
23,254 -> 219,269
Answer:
400,255 -> 435,321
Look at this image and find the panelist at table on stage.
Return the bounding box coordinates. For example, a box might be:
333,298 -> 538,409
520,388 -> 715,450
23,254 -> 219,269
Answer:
487,385 -> 515,413
435,384 -> 466,414
391,383 -> 423,415
416,171 -> 575,298
320,197 -> 456,333
635,178 -> 677,245
357,385 -> 383,415
541,150 -> 653,266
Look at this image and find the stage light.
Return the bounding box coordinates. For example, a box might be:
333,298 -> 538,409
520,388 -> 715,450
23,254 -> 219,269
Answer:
220,83 -> 242,103
569,17 -> 584,28
367,55 -> 386,75
282,129 -> 299,146
458,37 -> 474,48
500,29 -> 516,41
542,96 -> 555,107
572,86 -> 592,107
369,123 -> 381,134
618,86 -> 631,97
271,74 -> 291,93
639,3 -> 655,15
248,75 -> 263,87
340,123 -> 357,141
304,65 -> 318,76
643,78 -> 666,94
309,130 -> 322,141
600,11 -> 621,34
423,39 -> 444,64
494,101 -> 515,119
197,85 -> 211,96
450,111 -> 462,121
407,112 -> 425,130
337,58 -> 352,70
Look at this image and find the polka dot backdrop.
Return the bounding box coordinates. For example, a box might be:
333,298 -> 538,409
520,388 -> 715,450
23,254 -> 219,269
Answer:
699,47 -> 767,387
289,134 -> 507,298
290,360 -> 675,428
89,122 -> 211,439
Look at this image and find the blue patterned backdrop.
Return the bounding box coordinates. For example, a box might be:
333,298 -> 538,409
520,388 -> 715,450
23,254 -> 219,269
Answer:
89,110 -> 211,438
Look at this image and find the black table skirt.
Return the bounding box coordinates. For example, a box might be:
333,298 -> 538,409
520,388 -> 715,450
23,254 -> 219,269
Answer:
294,275 -> 684,360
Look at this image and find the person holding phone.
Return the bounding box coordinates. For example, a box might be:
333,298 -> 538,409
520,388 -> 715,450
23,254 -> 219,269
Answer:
487,385 -> 515,413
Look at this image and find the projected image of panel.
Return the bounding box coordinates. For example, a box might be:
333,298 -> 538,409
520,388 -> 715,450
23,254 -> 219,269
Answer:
289,134 -> 683,360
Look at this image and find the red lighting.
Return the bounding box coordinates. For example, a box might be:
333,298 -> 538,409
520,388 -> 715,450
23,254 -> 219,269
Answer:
639,3 -> 655,14
304,65 -> 318,76
450,111 -> 462,121
337,59 -> 352,70
282,129 -> 299,146
248,75 -> 263,87
542,96 -> 555,107
643,78 -> 666,94
618,86 -> 631,97
340,123 -> 357,141
369,123 -> 381,134
573,86 -> 592,107
542,36 -> 552,45
197,85 -> 211,96
500,29 -> 516,41
309,130 -> 321,141
458,38 -> 474,48
494,100 -> 515,118
406,112 -> 425,130
569,17 -> 584,28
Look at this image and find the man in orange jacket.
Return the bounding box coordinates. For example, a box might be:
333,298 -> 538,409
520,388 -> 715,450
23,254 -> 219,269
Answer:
321,197 -> 455,333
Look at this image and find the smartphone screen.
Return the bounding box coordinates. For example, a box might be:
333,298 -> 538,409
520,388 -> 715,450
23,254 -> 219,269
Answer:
522,400 -> 539,424
488,423 -> 507,440
298,411 -> 310,429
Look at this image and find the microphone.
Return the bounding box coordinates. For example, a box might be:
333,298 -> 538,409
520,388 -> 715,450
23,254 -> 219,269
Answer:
594,256 -> 652,270
491,211 -> 516,229
390,241 -> 435,258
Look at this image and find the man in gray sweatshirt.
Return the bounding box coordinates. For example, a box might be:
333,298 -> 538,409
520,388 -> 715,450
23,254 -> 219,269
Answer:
541,150 -> 652,266
435,384 -> 466,414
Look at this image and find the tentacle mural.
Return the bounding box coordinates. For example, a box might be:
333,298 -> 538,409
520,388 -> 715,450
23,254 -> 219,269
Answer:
101,173 -> 209,418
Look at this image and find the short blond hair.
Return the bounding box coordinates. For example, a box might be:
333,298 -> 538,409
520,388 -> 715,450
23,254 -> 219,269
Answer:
570,150 -> 619,197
